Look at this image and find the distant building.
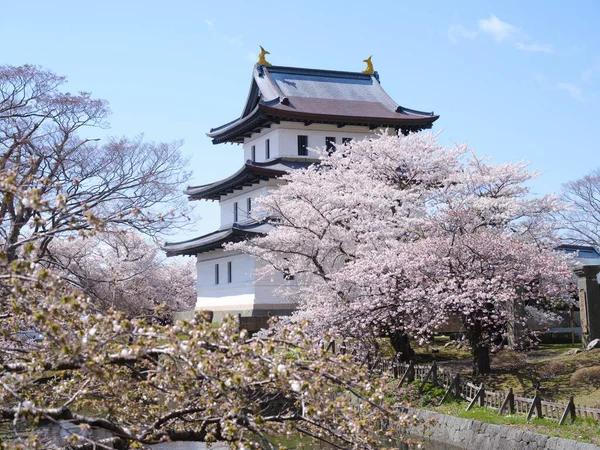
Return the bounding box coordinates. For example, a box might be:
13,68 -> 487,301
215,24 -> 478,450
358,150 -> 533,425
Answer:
556,244 -> 600,268
164,58 -> 438,323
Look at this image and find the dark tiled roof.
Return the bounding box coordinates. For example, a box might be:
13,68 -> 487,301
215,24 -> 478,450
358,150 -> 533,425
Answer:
207,65 -> 439,144
184,157 -> 317,201
163,221 -> 271,257
556,244 -> 600,266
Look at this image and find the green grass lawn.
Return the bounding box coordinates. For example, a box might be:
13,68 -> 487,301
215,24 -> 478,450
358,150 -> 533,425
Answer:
378,336 -> 473,362
484,347 -> 600,406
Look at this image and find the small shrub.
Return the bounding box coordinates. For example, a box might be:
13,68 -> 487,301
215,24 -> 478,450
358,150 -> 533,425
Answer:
493,350 -> 527,371
538,360 -> 571,380
570,366 -> 600,392
395,382 -> 446,406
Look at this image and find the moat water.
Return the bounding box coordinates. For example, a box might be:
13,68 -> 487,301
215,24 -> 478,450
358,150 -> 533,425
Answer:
37,422 -> 464,449
150,441 -> 463,449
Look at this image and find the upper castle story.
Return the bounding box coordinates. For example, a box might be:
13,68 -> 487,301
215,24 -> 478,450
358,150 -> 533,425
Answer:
183,59 -> 439,210
206,63 -> 439,163
164,55 -> 440,257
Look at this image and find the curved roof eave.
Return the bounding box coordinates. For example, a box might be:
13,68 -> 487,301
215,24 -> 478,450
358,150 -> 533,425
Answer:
163,222 -> 271,257
207,104 -> 263,137
258,103 -> 439,127
184,158 -> 316,200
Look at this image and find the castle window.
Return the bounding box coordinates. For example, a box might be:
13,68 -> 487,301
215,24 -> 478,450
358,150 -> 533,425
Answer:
326,137 -> 336,155
233,202 -> 238,222
227,261 -> 232,283
246,198 -> 252,217
251,145 -> 256,162
265,139 -> 270,159
298,135 -> 308,156
342,137 -> 352,145
215,264 -> 220,285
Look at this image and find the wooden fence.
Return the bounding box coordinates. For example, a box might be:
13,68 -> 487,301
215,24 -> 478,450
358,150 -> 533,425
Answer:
394,360 -> 600,425
322,341 -> 600,425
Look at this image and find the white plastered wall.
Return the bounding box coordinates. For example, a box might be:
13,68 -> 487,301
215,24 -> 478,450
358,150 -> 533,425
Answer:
242,122 -> 381,162
253,258 -> 298,311
195,249 -> 297,313
242,128 -> 280,163
219,180 -> 279,227
195,249 -> 256,312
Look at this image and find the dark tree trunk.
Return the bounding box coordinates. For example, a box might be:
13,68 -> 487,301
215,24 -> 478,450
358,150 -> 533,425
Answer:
468,325 -> 491,376
389,330 -> 414,362
472,343 -> 491,376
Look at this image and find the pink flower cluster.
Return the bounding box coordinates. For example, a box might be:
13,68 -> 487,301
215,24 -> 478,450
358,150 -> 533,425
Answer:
230,132 -> 575,348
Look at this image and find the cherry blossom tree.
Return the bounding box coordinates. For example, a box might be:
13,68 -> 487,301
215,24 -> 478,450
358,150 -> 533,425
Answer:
0,259 -> 411,449
46,232 -> 196,319
231,133 -> 575,375
0,167 -> 412,450
0,64 -> 191,262
423,156 -> 574,374
336,228 -> 573,375
231,132 -> 465,360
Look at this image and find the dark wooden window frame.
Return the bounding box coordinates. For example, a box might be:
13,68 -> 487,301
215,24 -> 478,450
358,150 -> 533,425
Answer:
298,135 -> 308,156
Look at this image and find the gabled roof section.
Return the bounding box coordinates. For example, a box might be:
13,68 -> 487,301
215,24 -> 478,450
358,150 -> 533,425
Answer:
184,157 -> 317,201
163,221 -> 271,257
207,65 -> 439,144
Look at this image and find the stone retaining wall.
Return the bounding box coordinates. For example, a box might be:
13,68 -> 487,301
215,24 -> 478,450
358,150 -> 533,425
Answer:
409,409 -> 599,450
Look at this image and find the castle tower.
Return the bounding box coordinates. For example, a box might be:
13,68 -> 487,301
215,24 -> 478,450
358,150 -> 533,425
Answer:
164,57 -> 439,325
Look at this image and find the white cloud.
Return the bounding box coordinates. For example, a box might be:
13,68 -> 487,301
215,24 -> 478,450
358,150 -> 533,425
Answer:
557,82 -> 583,100
516,42 -> 553,54
448,24 -> 478,44
450,15 -> 553,57
247,52 -> 258,63
536,75 -> 585,100
204,19 -> 215,29
478,15 -> 517,42
224,35 -> 242,46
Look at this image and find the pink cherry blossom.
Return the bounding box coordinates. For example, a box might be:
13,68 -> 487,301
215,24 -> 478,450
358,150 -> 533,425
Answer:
231,131 -> 576,375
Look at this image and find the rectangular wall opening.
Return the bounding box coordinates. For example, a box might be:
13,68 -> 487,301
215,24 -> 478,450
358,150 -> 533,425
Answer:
298,135 -> 308,156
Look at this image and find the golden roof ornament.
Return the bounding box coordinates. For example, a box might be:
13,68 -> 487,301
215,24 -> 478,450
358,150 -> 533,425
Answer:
258,46 -> 272,67
362,55 -> 374,74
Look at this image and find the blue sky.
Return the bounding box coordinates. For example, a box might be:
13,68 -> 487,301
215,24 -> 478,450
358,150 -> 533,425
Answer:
3,0 -> 599,238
